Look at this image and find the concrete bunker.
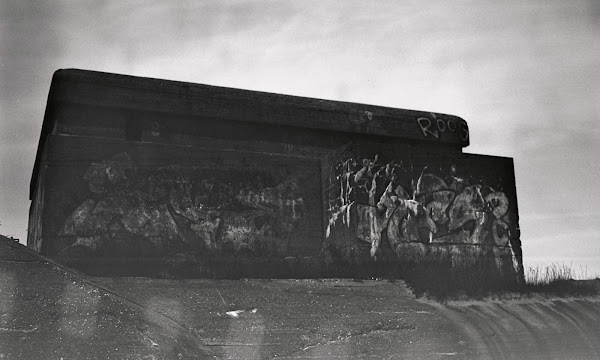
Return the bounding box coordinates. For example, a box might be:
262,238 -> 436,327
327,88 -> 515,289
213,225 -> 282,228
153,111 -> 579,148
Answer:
28,69 -> 522,280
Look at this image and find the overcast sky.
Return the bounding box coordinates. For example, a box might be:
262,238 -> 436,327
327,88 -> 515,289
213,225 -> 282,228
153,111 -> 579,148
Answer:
1,0 -> 599,276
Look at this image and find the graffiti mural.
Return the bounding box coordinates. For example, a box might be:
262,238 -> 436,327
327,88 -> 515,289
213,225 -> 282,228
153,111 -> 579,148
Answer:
326,155 -> 515,261
58,152 -> 305,257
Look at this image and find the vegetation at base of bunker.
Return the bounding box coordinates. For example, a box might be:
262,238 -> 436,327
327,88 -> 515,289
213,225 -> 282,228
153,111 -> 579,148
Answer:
519,263 -> 600,297
401,258 -> 599,302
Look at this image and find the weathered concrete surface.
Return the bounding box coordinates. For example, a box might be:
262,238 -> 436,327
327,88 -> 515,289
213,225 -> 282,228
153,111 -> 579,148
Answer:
96,276 -> 600,360
0,236 -> 212,359
94,278 -> 475,359
323,151 -> 522,281
434,297 -> 600,360
3,235 -> 600,359
29,69 -> 520,280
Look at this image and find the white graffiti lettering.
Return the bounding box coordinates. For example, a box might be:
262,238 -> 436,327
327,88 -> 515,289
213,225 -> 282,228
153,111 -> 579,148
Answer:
416,117 -> 469,143
459,120 -> 469,142
327,155 -> 511,259
447,119 -> 457,132
436,118 -> 447,132
417,117 -> 439,139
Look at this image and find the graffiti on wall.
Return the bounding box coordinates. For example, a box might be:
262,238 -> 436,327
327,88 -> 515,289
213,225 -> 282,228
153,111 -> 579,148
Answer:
326,155 -> 512,259
416,115 -> 469,143
58,152 -> 304,257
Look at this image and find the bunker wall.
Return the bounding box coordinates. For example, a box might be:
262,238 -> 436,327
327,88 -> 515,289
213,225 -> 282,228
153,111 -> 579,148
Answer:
27,69 -> 521,279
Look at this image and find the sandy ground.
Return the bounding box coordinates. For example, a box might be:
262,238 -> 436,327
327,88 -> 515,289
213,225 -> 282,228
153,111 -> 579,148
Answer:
2,236 -> 600,359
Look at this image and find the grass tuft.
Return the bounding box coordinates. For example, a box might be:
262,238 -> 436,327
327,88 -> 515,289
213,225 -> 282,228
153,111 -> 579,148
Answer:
520,263 -> 599,297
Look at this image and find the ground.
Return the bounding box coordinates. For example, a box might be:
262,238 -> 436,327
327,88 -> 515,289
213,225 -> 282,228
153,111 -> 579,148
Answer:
2,236 -> 600,359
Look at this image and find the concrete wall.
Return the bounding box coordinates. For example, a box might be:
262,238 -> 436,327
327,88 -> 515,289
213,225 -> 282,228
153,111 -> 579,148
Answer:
323,145 -> 521,280
39,136 -> 322,258
28,69 -> 521,279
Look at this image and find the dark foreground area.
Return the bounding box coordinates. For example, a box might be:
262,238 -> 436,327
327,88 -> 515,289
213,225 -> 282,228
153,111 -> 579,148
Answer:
2,235 -> 600,359
0,236 -> 212,359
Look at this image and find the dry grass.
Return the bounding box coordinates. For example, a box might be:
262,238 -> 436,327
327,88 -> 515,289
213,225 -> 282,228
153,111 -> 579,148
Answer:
403,257 -> 600,301
525,263 -> 579,285
520,263 -> 599,297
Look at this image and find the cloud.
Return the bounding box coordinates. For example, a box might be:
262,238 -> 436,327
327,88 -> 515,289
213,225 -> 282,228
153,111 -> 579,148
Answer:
523,229 -> 600,258
1,0 -> 600,256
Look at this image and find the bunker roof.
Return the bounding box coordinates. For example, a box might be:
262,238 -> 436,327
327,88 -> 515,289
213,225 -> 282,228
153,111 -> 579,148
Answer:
31,69 -> 469,199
